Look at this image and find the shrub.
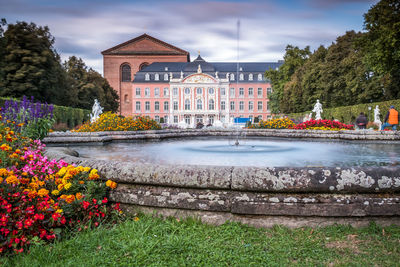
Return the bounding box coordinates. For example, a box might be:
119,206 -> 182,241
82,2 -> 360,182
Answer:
75,112 -> 161,132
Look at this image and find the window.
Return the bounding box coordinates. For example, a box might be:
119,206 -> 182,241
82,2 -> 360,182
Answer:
196,116 -> 203,123
164,73 -> 168,81
185,116 -> 190,125
164,116 -> 168,123
163,87 -> 169,97
155,115 -> 160,122
165,67 -> 168,71
154,73 -> 159,81
173,88 -> 178,96
185,99 -> 190,110
145,88 -> 150,97
221,101 -> 225,110
209,116 -> 214,124
239,101 -> 244,111
136,88 -> 141,97
230,101 -> 235,111
164,101 -> 169,111
249,101 -> 254,111
249,73 -> 253,81
155,101 -> 160,111
185,88 -> 190,95
266,102 -> 270,111
248,88 -> 253,96
221,88 -> 226,96
258,101 -> 263,111
197,99 -> 202,110
124,94 -> 129,103
145,73 -> 150,81
257,88 -> 263,97
154,88 -> 160,97
230,88 -> 235,97
230,73 -> 235,81
267,87 -> 272,97
121,64 -> 131,82
196,87 -> 203,95
173,101 -> 178,111
258,115 -> 262,121
239,73 -> 244,81
239,88 -> 244,96
145,101 -> 150,111
221,115 -> 225,122
208,87 -> 214,95
174,116 -> 178,123
209,99 -> 215,110
258,73 -> 262,81
135,101 -> 141,111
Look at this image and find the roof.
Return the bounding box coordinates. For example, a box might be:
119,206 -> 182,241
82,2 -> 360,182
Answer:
101,33 -> 190,60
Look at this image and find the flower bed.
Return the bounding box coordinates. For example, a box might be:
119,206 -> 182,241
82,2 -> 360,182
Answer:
248,118 -> 296,129
248,118 -> 354,130
0,116 -> 122,255
75,112 -> 161,132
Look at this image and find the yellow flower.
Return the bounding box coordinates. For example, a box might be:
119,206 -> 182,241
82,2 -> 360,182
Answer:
56,209 -> 63,213
134,217 -> 139,222
64,183 -> 72,190
6,175 -> 18,184
52,189 -> 60,196
57,184 -> 64,191
57,167 -> 67,177
76,192 -> 83,200
0,168 -> 8,176
38,188 -> 49,197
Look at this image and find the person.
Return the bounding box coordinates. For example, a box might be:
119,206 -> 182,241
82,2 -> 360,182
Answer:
381,105 -> 399,130
355,112 -> 367,129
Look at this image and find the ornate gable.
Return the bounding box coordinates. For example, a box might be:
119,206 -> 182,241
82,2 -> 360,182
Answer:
183,74 -> 217,84
101,34 -> 189,57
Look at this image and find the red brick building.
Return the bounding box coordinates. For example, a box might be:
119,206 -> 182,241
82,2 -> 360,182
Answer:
102,34 -> 282,126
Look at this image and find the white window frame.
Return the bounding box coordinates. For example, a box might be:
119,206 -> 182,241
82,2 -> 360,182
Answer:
185,99 -> 190,110
155,101 -> 160,111
135,101 -> 141,111
230,101 -> 235,111
173,101 -> 178,111
164,101 -> 169,111
209,99 -> 215,110
258,101 -> 263,111
154,87 -> 160,97
221,101 -> 225,110
136,88 -> 141,97
145,87 -> 150,97
249,101 -> 253,111
163,87 -> 169,97
197,99 -> 202,110
145,101 -> 150,111
239,101 -> 244,111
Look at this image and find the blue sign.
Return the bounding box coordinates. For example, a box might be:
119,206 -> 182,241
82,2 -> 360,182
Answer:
234,118 -> 251,123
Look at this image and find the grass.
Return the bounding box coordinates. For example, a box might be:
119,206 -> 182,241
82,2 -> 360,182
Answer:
1,214 -> 399,266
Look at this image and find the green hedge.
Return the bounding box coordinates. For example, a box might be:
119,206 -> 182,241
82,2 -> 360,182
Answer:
287,99 -> 400,124
0,97 -> 91,129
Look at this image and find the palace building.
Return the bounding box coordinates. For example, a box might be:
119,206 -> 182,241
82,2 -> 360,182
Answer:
102,34 -> 283,126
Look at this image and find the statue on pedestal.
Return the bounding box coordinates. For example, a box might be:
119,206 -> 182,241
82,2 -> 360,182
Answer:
312,100 -> 323,120
90,99 -> 103,123
374,105 -> 382,129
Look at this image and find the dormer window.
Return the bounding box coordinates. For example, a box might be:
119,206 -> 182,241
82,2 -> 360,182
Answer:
165,67 -> 169,71
249,73 -> 253,81
257,73 -> 262,81
155,73 -> 159,81
145,73 -> 150,81
239,73 -> 244,81
239,67 -> 243,71
164,73 -> 168,80
230,73 -> 235,81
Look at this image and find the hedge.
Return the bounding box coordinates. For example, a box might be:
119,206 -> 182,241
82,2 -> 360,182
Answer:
0,97 -> 91,129
287,99 -> 400,124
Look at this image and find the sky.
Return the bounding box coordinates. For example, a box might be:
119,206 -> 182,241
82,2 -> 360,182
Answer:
0,0 -> 378,75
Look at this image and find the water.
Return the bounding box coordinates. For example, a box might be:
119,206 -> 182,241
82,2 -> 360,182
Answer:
67,138 -> 400,167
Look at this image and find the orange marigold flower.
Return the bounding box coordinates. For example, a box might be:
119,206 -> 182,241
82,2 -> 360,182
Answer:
6,175 -> 18,184
38,188 -> 49,197
76,192 -> 83,200
65,195 -> 76,204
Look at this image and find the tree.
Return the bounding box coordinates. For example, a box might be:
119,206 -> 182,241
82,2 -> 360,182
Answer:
63,56 -> 119,112
0,21 -> 67,103
361,0 -> 400,99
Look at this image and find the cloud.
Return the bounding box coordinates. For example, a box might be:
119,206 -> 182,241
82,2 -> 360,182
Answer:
305,0 -> 376,9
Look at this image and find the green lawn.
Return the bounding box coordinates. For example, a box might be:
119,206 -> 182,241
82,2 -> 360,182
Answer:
2,215 -> 399,266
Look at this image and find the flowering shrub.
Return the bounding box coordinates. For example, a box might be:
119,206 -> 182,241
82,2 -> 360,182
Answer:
0,116 -> 122,254
248,118 -> 296,129
291,119 -> 354,130
75,112 -> 161,132
1,96 -> 54,140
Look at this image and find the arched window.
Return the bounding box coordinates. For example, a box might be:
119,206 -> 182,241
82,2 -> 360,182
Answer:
185,99 -> 190,110
209,99 -> 215,110
230,73 -> 235,81
197,99 -> 202,110
164,73 -> 168,80
249,73 -> 253,81
239,73 -> 244,81
124,94 -> 129,103
145,73 -> 150,81
121,64 -> 131,82
139,62 -> 149,70
154,73 -> 159,81
258,73 -> 262,81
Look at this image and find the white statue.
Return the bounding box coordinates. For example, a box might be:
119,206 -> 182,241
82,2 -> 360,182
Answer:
180,71 -> 184,79
374,105 -> 382,129
312,99 -> 323,120
178,120 -> 188,129
215,71 -> 219,79
90,99 -> 103,123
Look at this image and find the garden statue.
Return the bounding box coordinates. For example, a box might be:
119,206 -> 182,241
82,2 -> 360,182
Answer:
312,100 -> 323,120
90,99 -> 103,123
374,105 -> 382,129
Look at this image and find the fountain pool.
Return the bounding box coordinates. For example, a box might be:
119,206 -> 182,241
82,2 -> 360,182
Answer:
67,137 -> 400,167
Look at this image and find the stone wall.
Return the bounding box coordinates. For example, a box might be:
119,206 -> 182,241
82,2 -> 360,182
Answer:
44,130 -> 400,228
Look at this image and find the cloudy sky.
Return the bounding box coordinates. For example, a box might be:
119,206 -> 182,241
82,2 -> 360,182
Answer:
1,0 -> 378,75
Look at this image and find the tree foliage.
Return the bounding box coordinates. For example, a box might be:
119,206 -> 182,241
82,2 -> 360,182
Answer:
0,20 -> 119,112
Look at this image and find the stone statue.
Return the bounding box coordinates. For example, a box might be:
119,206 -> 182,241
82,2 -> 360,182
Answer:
197,64 -> 202,73
312,100 -> 323,120
374,105 -> 382,129
90,99 -> 103,123
180,71 -> 184,79
215,71 -> 219,79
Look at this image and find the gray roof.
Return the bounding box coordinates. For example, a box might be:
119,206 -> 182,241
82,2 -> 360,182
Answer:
134,56 -> 283,83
